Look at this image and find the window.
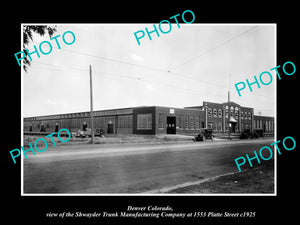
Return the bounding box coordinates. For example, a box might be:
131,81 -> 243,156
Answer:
207,108 -> 212,117
213,122 -> 217,131
213,109 -> 217,117
178,115 -> 184,129
184,116 -> 189,130
208,121 -> 212,129
137,114 -> 152,130
118,115 -> 133,129
248,113 -> 252,120
225,109 -> 229,118
158,113 -> 164,129
190,116 -> 194,130
218,109 -> 222,118
195,116 -> 200,130
259,120 -> 262,128
217,122 -> 222,131
235,110 -> 238,118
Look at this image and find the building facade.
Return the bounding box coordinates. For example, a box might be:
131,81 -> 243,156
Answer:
24,101 -> 274,135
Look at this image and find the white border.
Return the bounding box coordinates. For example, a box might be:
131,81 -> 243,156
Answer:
21,23 -> 277,196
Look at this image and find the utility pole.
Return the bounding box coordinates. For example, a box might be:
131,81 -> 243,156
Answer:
228,90 -> 231,140
89,65 -> 94,144
228,74 -> 231,140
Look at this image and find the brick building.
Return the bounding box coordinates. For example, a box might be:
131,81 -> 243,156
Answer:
24,101 -> 274,135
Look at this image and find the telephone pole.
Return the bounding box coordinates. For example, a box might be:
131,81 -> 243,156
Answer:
228,74 -> 231,140
228,90 -> 231,140
89,65 -> 94,144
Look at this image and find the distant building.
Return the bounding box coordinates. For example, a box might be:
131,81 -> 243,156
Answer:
24,101 -> 274,135
186,101 -> 274,133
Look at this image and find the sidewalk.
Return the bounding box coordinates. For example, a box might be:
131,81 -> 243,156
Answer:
24,133 -> 274,148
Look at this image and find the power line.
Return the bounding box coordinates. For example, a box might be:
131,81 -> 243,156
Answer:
28,26 -> 260,92
30,61 -> 227,98
170,26 -> 258,71
169,71 -> 228,88
52,47 -> 168,73
32,59 -> 230,90
31,61 -> 275,106
30,61 -> 275,103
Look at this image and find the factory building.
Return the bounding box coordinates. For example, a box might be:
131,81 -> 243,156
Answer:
23,101 -> 274,135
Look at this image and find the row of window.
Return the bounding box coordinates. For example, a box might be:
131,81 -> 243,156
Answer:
157,114 -> 205,130
207,121 -> 222,131
254,120 -> 274,130
25,109 -> 134,121
207,121 -> 255,132
207,108 -> 252,119
177,115 -> 204,130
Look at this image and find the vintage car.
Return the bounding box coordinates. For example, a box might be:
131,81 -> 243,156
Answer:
239,129 -> 259,139
194,128 -> 214,141
75,128 -> 104,138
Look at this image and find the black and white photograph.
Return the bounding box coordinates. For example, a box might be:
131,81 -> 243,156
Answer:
4,5 -> 298,225
21,24 -> 276,195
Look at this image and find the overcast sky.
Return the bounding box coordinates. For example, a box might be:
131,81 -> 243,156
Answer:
22,24 -> 276,117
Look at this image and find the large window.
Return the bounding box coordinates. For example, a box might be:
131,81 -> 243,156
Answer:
137,114 -> 152,130
118,115 -> 133,129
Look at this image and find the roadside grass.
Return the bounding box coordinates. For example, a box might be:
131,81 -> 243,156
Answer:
23,134 -> 195,147
166,161 -> 274,194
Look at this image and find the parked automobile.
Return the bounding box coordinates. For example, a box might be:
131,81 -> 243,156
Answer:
194,128 -> 214,141
253,129 -> 264,137
239,129 -> 259,139
94,128 -> 104,137
75,129 -> 87,138
75,128 -> 104,138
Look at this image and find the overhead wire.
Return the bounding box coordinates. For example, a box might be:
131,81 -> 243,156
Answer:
28,25 -> 274,110
170,26 -> 259,71
30,61 -> 275,106
51,46 -> 230,89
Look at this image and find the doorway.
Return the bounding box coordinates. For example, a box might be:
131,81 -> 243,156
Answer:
55,123 -> 59,132
230,122 -> 237,133
167,116 -> 176,134
107,123 -> 114,134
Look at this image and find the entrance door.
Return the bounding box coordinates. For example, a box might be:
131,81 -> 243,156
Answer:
107,123 -> 114,134
83,122 -> 87,131
167,116 -> 176,134
231,122 -> 237,133
55,123 -> 59,132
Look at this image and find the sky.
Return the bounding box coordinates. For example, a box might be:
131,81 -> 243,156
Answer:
22,24 -> 276,117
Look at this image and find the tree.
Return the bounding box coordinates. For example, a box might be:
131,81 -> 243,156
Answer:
22,25 -> 57,72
